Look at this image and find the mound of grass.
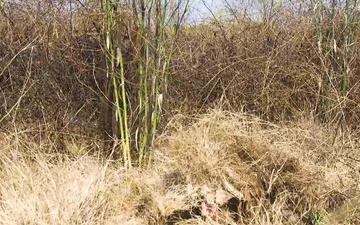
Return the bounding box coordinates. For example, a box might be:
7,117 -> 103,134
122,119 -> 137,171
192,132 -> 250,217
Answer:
0,110 -> 358,224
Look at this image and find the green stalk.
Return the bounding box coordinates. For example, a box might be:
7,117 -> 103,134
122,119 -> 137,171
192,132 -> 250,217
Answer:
329,0 -> 336,79
146,0 -> 164,165
104,0 -> 132,168
312,0 -> 330,123
342,0 -> 355,97
312,0 -> 325,91
333,0 -> 356,134
114,18 -> 132,169
134,0 -> 147,166
116,44 -> 132,169
102,0 -> 189,167
313,0 -> 324,54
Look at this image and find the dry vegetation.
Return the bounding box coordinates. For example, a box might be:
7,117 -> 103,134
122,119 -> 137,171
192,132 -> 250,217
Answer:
1,0 -> 360,224
0,110 -> 359,224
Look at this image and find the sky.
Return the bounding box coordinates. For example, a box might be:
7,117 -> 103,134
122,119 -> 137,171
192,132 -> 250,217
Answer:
186,0 -> 232,23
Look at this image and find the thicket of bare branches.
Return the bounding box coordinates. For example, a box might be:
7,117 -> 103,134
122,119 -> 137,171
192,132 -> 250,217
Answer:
1,0 -> 360,150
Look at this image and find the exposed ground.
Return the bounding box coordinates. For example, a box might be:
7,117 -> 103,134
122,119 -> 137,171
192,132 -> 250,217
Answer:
0,110 -> 359,225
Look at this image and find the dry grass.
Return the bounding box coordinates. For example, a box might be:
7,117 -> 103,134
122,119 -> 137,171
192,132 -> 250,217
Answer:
1,2 -> 360,224
0,110 -> 358,225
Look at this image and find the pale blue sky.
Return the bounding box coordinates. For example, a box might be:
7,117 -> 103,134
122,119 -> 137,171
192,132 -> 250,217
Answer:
187,0 -> 229,23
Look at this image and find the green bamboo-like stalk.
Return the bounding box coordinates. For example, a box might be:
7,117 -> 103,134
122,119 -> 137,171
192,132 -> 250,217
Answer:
327,0 -> 338,124
147,0 -> 166,165
114,11 -> 132,168
336,0 -> 356,128
146,0 -> 189,166
311,0 -> 357,132
163,6 -> 189,93
313,0 -> 324,54
135,0 -> 148,167
115,44 -> 132,169
103,0 -> 132,168
329,0 -> 337,75
101,0 -> 188,168
312,0 -> 326,121
341,0 -> 356,97
133,0 -> 189,167
332,0 -> 357,143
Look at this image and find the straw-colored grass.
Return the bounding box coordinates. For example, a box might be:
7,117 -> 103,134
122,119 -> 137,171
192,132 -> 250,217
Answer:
0,110 -> 358,225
